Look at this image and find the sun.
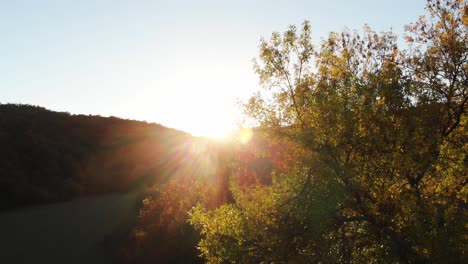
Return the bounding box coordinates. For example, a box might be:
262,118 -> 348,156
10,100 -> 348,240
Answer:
198,125 -> 233,139
187,119 -> 253,144
187,116 -> 235,139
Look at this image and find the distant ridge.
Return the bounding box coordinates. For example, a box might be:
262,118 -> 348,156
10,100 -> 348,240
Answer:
0,103 -> 190,211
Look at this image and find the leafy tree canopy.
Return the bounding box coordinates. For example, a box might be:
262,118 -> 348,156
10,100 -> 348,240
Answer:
189,0 -> 468,263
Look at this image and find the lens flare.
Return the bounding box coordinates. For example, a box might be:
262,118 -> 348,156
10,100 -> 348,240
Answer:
239,128 -> 252,144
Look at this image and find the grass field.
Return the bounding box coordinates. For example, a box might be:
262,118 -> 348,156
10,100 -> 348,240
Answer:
0,188 -> 143,264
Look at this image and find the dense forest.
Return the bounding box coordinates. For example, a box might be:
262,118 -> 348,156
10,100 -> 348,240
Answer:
0,103 -> 275,263
189,1 -> 467,263
1,0 -> 467,263
0,103 -> 189,210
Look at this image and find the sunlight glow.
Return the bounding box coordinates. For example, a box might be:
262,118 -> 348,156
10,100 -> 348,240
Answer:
187,116 -> 233,139
136,49 -> 249,139
191,122 -> 234,139
239,128 -> 252,144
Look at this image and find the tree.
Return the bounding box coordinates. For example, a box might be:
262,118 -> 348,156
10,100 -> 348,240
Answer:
190,1 -> 467,263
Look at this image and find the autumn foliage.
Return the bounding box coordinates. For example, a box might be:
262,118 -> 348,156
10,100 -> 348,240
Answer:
189,1 -> 467,263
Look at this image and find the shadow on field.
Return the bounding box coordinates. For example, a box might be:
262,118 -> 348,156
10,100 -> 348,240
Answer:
0,188 -> 142,264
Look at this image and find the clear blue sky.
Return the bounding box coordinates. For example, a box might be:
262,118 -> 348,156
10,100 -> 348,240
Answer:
0,0 -> 426,136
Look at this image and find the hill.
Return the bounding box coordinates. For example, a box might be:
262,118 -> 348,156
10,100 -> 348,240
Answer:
0,103 -> 190,211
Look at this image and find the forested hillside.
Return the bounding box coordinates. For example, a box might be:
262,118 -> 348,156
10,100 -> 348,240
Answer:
1,1 -> 466,263
0,103 -> 189,210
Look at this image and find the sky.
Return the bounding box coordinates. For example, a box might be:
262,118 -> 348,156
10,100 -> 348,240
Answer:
0,0 -> 427,136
